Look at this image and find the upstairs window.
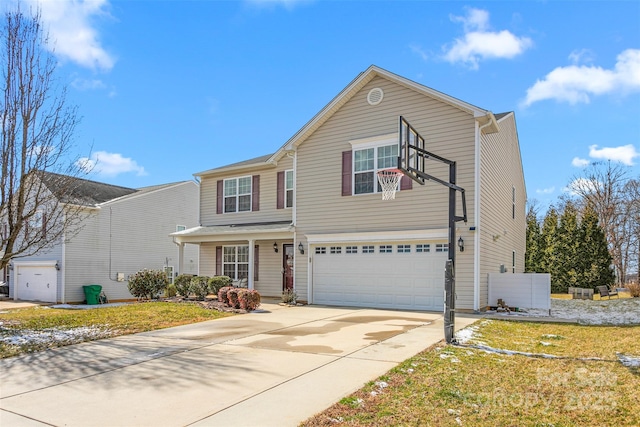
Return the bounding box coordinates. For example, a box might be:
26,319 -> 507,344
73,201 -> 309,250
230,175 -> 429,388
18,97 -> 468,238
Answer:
285,170 -> 294,208
224,176 -> 252,213
353,144 -> 399,195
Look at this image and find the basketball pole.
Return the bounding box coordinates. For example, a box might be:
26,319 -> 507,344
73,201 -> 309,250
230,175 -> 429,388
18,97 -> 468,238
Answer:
444,163 -> 457,345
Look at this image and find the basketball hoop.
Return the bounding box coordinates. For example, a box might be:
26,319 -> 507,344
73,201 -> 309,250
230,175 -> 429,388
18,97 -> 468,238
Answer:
377,168 -> 404,200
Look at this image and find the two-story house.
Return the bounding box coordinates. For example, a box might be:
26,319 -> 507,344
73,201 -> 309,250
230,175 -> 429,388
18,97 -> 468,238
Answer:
8,173 -> 199,303
173,65 -> 526,312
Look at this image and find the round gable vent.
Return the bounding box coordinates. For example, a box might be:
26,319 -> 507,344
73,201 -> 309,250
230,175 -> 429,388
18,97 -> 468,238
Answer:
367,87 -> 384,106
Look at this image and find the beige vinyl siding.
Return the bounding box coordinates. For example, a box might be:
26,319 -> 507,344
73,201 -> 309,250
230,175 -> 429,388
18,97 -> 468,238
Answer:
478,113 -> 527,309
199,156 -> 293,226
200,240 -> 288,298
294,76 -> 478,308
64,182 -> 200,302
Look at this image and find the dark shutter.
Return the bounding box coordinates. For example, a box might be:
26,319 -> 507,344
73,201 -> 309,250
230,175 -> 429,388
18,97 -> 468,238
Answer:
252,175 -> 260,212
342,151 -> 352,196
216,180 -> 223,214
400,175 -> 413,191
254,245 -> 259,282
215,246 -> 222,276
276,171 -> 285,209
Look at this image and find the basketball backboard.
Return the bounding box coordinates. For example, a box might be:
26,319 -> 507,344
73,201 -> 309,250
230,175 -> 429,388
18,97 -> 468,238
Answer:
398,116 -> 426,184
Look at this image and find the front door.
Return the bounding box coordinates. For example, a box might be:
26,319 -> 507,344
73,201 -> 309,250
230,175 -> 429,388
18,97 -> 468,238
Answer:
283,244 -> 294,291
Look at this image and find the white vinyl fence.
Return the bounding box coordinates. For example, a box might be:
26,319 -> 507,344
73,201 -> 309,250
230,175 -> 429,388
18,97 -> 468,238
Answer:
488,273 -> 551,310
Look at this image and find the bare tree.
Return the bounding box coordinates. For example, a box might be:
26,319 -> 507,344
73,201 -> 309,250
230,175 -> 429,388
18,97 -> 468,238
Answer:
1,7 -> 88,270
566,161 -> 637,285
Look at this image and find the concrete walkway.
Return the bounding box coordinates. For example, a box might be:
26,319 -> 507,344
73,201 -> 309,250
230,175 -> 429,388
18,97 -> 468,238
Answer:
0,302 -> 481,427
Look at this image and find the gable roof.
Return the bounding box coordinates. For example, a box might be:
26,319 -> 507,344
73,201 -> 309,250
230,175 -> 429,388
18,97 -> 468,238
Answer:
39,171 -> 137,207
194,153 -> 274,177
194,65 -> 500,176
273,65 -> 498,161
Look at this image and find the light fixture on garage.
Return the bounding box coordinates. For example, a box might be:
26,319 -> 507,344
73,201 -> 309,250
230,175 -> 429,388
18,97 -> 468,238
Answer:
273,242 -> 278,253
8,262 -> 13,270
298,242 -> 304,255
55,261 -> 60,271
457,236 -> 464,252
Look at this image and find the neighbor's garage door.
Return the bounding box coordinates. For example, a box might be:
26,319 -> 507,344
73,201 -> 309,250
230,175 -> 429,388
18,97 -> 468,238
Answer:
15,263 -> 57,302
312,242 -> 447,311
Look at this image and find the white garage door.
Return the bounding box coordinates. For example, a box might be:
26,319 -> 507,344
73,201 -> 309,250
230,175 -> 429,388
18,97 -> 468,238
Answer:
312,242 -> 448,311
16,263 -> 57,302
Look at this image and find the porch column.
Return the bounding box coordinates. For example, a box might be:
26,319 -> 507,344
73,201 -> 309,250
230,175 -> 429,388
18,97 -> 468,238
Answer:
248,239 -> 255,290
177,243 -> 184,276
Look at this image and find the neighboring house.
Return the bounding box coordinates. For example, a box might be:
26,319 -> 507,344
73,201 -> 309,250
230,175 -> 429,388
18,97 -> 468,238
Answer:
7,173 -> 199,303
173,65 -> 526,312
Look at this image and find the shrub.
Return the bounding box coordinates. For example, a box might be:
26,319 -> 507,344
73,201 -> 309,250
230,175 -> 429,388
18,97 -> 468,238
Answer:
174,274 -> 194,298
191,276 -> 210,300
281,289 -> 297,304
127,269 -> 168,300
218,286 -> 234,305
165,283 -> 177,298
227,288 -> 240,309
238,289 -> 261,311
209,276 -> 233,295
628,282 -> 640,298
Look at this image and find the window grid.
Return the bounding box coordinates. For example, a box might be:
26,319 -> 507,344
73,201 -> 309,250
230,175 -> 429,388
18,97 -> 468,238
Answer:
435,243 -> 449,253
330,246 -> 342,254
353,144 -> 399,195
416,244 -> 430,253
285,170 -> 294,209
315,247 -> 326,254
223,246 -> 249,280
397,244 -> 411,253
346,246 -> 358,254
362,245 -> 375,253
224,176 -> 252,213
379,245 -> 393,253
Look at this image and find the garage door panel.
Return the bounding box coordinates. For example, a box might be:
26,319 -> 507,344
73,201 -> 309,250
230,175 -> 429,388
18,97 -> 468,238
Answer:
16,265 -> 57,303
312,242 -> 446,311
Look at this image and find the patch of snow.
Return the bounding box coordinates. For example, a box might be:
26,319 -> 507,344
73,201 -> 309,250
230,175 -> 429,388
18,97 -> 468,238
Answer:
374,381 -> 388,389
447,409 -> 461,416
617,353 -> 640,368
539,341 -> 552,346
488,298 -> 640,325
0,325 -> 113,346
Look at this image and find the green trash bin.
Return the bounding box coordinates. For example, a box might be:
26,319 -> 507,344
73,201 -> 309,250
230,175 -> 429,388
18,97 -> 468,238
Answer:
83,285 -> 102,305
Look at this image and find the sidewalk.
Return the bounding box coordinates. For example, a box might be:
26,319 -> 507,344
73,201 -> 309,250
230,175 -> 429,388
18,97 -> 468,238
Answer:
0,302 -> 481,426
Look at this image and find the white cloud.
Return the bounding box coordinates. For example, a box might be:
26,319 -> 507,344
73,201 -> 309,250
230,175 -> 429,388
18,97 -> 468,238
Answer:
443,8 -> 533,69
71,78 -> 106,91
568,49 -> 596,65
410,44 -> 429,61
523,49 -> 640,106
572,157 -> 590,167
536,187 -> 555,195
588,144 -> 639,166
564,178 -> 600,196
77,151 -> 146,177
24,0 -> 115,71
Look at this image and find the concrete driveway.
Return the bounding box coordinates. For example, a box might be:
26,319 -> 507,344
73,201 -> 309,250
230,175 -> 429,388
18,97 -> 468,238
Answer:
0,302 -> 480,427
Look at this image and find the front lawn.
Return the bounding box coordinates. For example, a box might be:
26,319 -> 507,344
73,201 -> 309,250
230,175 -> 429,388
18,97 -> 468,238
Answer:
0,302 -> 232,358
302,320 -> 640,426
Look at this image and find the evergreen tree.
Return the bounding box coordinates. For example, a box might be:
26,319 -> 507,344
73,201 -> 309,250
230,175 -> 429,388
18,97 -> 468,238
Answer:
540,207 -> 561,292
556,202 -> 581,291
579,204 -> 616,289
525,206 -> 542,272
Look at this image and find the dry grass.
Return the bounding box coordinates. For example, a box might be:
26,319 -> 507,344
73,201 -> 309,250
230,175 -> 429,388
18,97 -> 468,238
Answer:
301,320 -> 640,427
0,302 -> 232,358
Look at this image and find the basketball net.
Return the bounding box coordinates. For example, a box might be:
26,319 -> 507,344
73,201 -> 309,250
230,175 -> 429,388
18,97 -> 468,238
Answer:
377,169 -> 404,200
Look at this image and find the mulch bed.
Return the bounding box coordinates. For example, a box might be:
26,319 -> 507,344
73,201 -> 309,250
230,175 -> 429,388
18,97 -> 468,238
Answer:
158,296 -> 250,313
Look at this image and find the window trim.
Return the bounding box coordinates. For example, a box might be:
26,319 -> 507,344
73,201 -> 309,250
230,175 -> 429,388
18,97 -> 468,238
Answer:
349,134 -> 399,196
222,245 -> 250,280
223,176 -> 252,214
285,169 -> 294,209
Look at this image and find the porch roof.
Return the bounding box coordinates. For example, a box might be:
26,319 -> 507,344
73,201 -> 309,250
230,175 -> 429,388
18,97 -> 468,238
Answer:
171,221 -> 294,244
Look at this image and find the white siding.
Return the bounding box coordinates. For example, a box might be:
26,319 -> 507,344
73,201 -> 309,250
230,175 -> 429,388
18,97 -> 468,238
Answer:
63,181 -> 200,302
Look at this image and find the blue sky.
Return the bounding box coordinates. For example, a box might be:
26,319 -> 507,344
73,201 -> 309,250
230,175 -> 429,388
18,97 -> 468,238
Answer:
7,0 -> 640,209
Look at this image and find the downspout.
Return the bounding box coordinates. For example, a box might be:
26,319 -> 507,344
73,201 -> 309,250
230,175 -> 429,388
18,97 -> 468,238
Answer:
61,214 -> 66,304
474,117 -> 494,312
